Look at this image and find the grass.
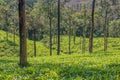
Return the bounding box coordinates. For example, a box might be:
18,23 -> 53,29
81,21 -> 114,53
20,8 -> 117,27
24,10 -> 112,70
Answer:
0,53 -> 120,80
0,30 -> 57,56
0,30 -> 120,80
0,30 -> 120,56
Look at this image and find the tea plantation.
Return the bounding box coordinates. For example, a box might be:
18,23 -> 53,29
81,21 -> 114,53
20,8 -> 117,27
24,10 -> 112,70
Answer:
0,30 -> 120,80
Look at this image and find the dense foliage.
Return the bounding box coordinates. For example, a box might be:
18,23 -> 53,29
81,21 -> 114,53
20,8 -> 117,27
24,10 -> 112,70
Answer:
0,0 -> 120,40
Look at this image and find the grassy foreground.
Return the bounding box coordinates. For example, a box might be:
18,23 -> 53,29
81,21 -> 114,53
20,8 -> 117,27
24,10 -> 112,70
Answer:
0,53 -> 120,80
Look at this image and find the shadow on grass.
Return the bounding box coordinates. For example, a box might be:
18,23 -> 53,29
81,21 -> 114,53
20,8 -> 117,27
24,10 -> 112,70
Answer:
0,59 -> 17,64
0,40 -> 19,56
0,40 -> 18,46
93,50 -> 114,54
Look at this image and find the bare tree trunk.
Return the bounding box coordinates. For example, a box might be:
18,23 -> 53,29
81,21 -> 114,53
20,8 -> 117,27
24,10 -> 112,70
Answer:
82,37 -> 85,54
33,29 -> 36,57
73,29 -> 76,45
53,25 -> 56,44
53,34 -> 56,44
104,8 -> 108,52
19,0 -> 27,67
5,13 -> 8,41
89,0 -> 96,53
68,20 -> 71,54
80,36 -> 82,50
82,4 -> 87,54
50,18 -> 52,56
57,0 -> 60,55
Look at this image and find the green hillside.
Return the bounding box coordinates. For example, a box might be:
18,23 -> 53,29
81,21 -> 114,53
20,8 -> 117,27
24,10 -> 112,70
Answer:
0,30 -> 120,79
0,30 -> 120,57
0,30 -> 57,57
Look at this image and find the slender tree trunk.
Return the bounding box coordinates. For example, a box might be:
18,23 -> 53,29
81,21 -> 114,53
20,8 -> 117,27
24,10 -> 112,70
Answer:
73,29 -> 76,45
82,37 -> 85,54
82,5 -> 87,54
68,19 -> 71,54
89,0 -> 96,53
53,26 -> 56,44
57,0 -> 60,55
55,27 -> 57,44
19,0 -> 27,67
53,34 -> 56,44
5,13 -> 8,41
80,36 -> 82,50
50,18 -> 52,56
33,29 -> 36,57
104,8 -> 108,52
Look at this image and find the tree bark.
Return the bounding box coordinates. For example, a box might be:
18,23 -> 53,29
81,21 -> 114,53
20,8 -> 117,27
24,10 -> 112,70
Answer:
82,5 -> 87,54
89,0 -> 96,53
50,18 -> 52,56
5,13 -> 8,41
68,19 -> 71,54
73,29 -> 76,45
57,0 -> 60,55
33,29 -> 36,57
19,0 -> 27,67
104,7 -> 108,52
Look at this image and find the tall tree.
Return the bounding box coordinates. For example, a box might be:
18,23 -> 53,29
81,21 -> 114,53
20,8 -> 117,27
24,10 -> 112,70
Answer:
19,0 -> 27,67
82,4 -> 87,54
68,7 -> 72,54
89,0 -> 96,53
43,0 -> 57,56
33,28 -> 36,57
47,0 -> 55,56
48,1 -> 53,56
102,0 -> 110,52
68,17 -> 72,54
5,12 -> 9,41
57,0 -> 60,55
